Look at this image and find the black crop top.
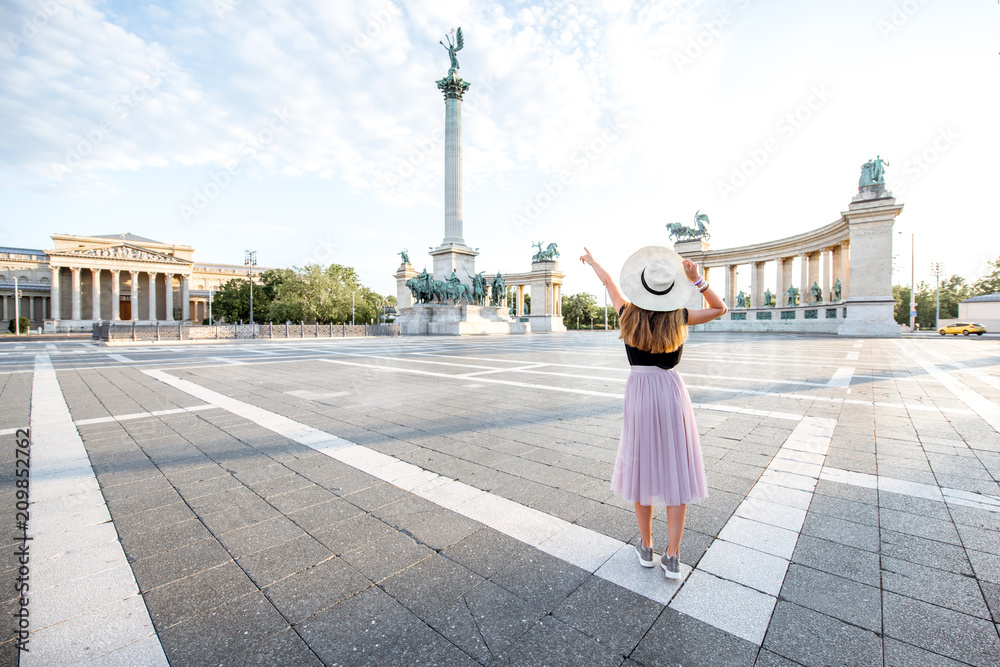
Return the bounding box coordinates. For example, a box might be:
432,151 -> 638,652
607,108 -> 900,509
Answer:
621,307 -> 688,370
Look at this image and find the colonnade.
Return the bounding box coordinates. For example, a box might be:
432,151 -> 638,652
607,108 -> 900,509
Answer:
49,266 -> 193,322
0,294 -> 51,322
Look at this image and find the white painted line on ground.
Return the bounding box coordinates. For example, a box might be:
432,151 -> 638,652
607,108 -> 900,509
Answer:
845,351 -> 860,361
819,467 -> 1000,513
208,356 -> 248,365
922,347 -> 1000,393
825,367 -> 855,389
283,390 -> 350,400
670,416 -> 836,645
106,354 -> 133,363
45,344 -> 57,350
26,355 -> 167,666
73,405 -> 217,426
897,342 -> 1000,434
0,426 -> 27,436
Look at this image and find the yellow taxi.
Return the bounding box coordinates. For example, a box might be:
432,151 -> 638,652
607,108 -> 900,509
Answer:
938,322 -> 987,336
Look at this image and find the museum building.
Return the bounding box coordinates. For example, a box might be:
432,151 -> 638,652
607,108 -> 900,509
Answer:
0,233 -> 264,331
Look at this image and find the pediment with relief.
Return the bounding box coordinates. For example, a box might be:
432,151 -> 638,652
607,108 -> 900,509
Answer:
52,244 -> 190,265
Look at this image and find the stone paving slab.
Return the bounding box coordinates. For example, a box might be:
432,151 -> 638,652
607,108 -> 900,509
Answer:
4,334 -> 1000,664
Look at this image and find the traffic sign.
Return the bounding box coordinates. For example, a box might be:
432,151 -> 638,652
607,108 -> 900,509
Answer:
910,310 -> 917,317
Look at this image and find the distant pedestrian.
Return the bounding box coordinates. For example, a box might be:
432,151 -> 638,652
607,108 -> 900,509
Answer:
580,246 -> 726,579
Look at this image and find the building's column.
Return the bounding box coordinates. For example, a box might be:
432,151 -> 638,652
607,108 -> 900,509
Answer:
70,267 -> 82,321
556,284 -> 562,316
751,262 -> 765,309
91,269 -> 102,320
798,254 -> 809,305
164,273 -> 174,321
148,272 -> 158,321
517,285 -> 524,317
808,251 -> 821,302
830,245 -> 843,301
110,270 -> 121,320
129,271 -> 139,321
50,266 -> 61,320
28,296 -> 36,321
725,265 -> 738,308
822,249 -> 832,302
438,74 -> 470,245
0,295 -> 6,321
840,241 -> 850,301
181,275 -> 190,321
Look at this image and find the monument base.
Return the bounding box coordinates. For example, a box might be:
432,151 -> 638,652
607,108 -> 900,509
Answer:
526,315 -> 566,332
396,304 -> 530,336
837,297 -> 901,337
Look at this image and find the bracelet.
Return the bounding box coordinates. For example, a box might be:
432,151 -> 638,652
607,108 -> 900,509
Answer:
693,277 -> 704,287
698,282 -> 710,293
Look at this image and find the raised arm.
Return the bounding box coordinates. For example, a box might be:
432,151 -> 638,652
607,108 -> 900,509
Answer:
580,247 -> 627,312
682,258 -> 727,325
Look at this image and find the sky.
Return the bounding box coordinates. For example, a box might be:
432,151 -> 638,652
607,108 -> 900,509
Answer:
1,0 -> 998,299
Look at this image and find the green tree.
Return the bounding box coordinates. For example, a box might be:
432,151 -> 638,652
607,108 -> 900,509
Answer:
266,263 -> 389,324
562,292 -> 599,329
7,317 -> 29,334
212,278 -> 271,324
972,257 -> 1000,296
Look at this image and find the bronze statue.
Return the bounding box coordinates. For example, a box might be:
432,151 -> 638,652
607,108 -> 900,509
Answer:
398,249 -> 410,265
666,210 -> 711,242
859,160 -> 875,187
490,272 -> 506,306
832,278 -> 842,302
531,242 -> 559,262
764,288 -> 774,307
785,285 -> 800,307
810,281 -> 823,304
440,27 -> 464,75
736,291 -> 747,309
872,155 -> 889,183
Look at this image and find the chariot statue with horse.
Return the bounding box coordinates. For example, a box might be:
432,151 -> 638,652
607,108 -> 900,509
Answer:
532,242 -> 560,262
666,210 -> 711,242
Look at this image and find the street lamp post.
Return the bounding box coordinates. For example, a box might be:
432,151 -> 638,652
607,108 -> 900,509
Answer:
208,289 -> 214,325
351,291 -> 355,326
899,232 -> 915,331
245,250 -> 257,338
930,262 -> 944,331
13,276 -> 21,336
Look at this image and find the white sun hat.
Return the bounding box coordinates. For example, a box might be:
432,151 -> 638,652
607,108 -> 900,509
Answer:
619,246 -> 696,312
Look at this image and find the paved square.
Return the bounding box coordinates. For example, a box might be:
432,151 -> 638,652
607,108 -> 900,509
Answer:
2,332 -> 999,665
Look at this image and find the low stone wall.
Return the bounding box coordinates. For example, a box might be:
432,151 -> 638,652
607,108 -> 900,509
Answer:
694,304 -> 852,334
92,322 -> 399,343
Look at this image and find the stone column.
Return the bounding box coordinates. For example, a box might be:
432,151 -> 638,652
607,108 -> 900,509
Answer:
517,285 -> 524,317
164,273 -> 174,321
50,266 -> 61,320
70,267 -> 82,321
798,254 -> 809,305
28,296 -> 35,321
148,272 -> 158,321
822,249 -> 832,302
725,265 -> 738,308
840,241 -> 850,301
181,275 -> 190,321
830,245 -> 843,301
91,269 -> 101,320
807,251 -> 821,303
129,271 -> 139,321
779,257 -> 794,307
110,270 -> 121,320
0,296 -> 6,321
751,262 -> 765,309
437,73 -> 470,245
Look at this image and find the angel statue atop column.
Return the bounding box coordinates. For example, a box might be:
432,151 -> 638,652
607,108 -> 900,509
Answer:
440,27 -> 464,75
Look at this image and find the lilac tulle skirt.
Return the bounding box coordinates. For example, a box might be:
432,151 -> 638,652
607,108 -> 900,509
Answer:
612,366 -> 708,507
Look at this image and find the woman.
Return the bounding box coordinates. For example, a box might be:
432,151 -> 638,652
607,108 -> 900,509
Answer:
580,246 -> 726,579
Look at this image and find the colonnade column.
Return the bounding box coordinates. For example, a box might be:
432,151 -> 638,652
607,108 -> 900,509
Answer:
751,262 -> 765,309
50,266 -> 61,320
148,272 -> 158,321
725,265 -> 738,308
92,269 -> 102,320
807,252 -> 821,303
798,254 -> 809,305
181,275 -> 190,322
164,273 -> 174,322
830,245 -> 843,301
110,270 -> 121,320
28,296 -> 36,321
129,271 -> 139,321
840,241 -> 850,301
517,285 -> 524,318
822,249 -> 832,302
69,268 -> 81,321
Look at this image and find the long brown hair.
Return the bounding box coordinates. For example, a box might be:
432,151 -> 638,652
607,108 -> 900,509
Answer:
619,302 -> 687,354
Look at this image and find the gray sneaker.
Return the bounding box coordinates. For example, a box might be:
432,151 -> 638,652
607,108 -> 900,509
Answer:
661,553 -> 681,580
635,543 -> 654,568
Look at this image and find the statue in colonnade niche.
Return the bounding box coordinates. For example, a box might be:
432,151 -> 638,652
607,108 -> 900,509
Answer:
832,278 -> 843,302
785,285 -> 800,307
764,288 -> 774,307
810,281 -> 823,304
736,291 -> 747,308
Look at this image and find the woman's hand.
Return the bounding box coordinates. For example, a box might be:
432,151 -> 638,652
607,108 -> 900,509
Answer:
682,258 -> 701,283
580,247 -> 596,266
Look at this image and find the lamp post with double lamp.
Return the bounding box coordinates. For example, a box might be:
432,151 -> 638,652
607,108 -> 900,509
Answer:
930,262 -> 944,331
245,250 -> 257,338
898,232 -> 915,332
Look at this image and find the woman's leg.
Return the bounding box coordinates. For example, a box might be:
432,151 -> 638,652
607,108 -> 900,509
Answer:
665,504 -> 687,557
635,503 -> 653,548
